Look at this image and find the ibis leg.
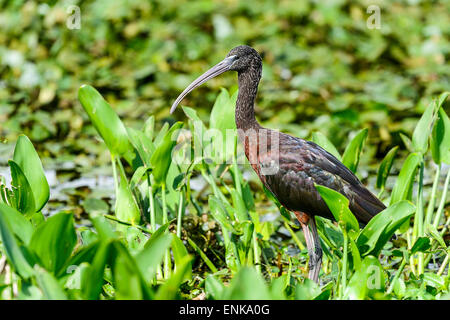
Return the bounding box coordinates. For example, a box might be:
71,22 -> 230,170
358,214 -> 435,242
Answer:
300,217 -> 322,283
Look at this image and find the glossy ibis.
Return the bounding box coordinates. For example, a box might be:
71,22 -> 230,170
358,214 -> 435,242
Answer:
170,45 -> 386,283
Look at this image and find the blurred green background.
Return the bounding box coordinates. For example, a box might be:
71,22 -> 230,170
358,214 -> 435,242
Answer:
0,0 -> 449,170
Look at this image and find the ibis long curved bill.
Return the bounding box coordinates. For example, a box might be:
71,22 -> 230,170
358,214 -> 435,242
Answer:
170,55 -> 237,114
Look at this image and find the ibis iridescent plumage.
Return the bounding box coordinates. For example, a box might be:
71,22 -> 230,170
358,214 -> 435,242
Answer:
170,45 -> 386,282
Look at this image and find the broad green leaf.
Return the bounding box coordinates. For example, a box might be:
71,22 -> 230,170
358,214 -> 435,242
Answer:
9,160 -> 35,217
82,240 -> 114,299
78,85 -> 137,164
431,107 -> 450,165
29,212 -> 77,274
376,146 -> 398,190
316,185 -> 359,235
0,203 -> 34,278
410,237 -> 431,255
345,255 -> 384,299
210,88 -> 237,135
135,232 -> 172,281
311,131 -> 341,160
357,201 -> 415,256
35,267 -> 67,300
127,127 -> 155,167
0,203 -> 33,245
205,275 -> 226,299
390,153 -> 420,205
342,128 -> 368,173
143,115 -> 155,141
412,99 -> 438,154
226,267 -> 271,300
115,163 -> 141,225
150,122 -> 183,186
13,135 -> 49,212
155,255 -> 193,300
172,235 -> 192,282
91,216 -> 118,241
113,242 -> 150,300
295,279 -> 321,300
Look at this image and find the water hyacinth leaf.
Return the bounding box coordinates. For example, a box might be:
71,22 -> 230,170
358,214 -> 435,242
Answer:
13,135 -> 49,212
78,85 -> 136,160
209,196 -> 238,234
410,237 -> 431,255
91,216 -> 118,241
82,240 -> 114,299
205,275 -> 226,299
210,88 -> 237,135
390,153 -> 420,205
115,164 -> 141,225
155,255 -> 193,300
412,99 -> 438,154
342,128 -> 368,173
0,203 -> 33,245
150,122 -> 183,186
127,127 -> 155,167
295,279 -> 321,300
172,235 -> 192,282
226,267 -> 271,300
0,203 -> 34,278
311,131 -> 341,160
376,146 -> 398,190
345,255 -> 384,299
35,267 -> 68,300
153,122 -> 169,148
29,212 -> 77,274
357,201 -> 415,256
113,242 -> 150,300
431,107 -> 450,165
316,185 -> 359,234
9,160 -> 35,217
143,115 -> 155,141
136,232 -> 172,281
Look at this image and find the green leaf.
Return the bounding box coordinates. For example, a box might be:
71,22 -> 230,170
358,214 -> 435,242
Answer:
150,122 -> 183,186
135,232 -> 172,281
78,85 -> 137,164
13,135 -> 49,212
0,203 -> 34,278
412,98 -> 438,154
315,185 -> 359,234
431,107 -> 450,165
345,255 -> 384,299
226,267 -> 271,299
113,242 -> 150,300
115,163 -> 141,225
35,267 -> 68,300
205,275 -> 226,299
295,279 -> 321,300
127,127 -> 155,167
342,128 -> 368,173
376,146 -> 398,190
357,201 -> 415,256
81,240 -> 114,300
0,203 -> 33,245
155,255 -> 193,300
410,237 -> 431,255
9,160 -> 35,217
172,235 -> 192,282
29,212 -> 77,274
311,131 -> 341,160
390,153 -> 421,205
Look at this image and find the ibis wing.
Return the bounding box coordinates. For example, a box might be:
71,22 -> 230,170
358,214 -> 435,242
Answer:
259,136 -> 385,224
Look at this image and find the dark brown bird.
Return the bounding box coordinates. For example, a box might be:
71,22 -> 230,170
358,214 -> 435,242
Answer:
170,45 -> 386,282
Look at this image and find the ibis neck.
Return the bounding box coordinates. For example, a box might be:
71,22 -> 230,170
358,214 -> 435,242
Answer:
235,68 -> 261,130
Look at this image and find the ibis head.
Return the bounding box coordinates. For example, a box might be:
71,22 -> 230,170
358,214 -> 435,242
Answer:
170,45 -> 262,114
